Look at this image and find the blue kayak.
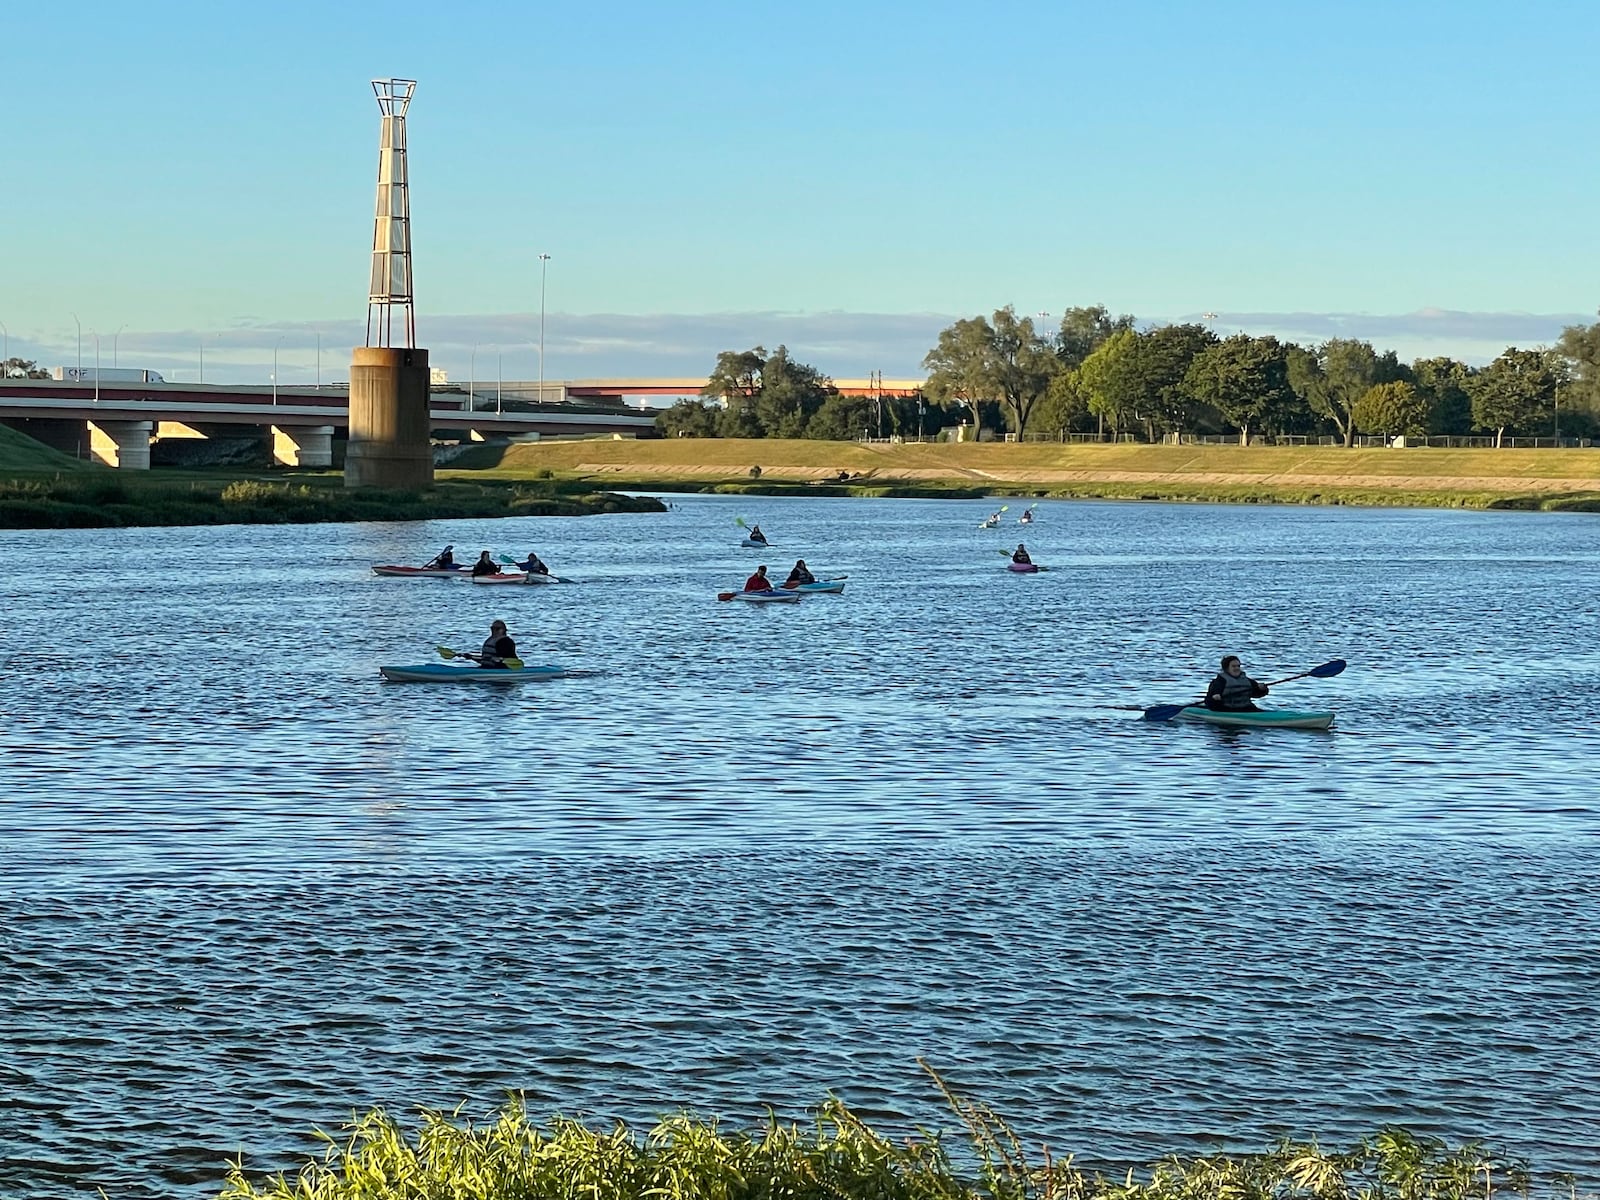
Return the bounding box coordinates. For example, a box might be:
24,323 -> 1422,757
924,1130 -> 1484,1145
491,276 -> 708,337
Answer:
1176,707 -> 1334,730
781,580 -> 845,594
379,663 -> 567,683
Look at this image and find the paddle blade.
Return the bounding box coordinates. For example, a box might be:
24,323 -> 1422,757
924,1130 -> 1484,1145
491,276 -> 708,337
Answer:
1142,704 -> 1188,722
735,516 -> 748,528
1308,658 -> 1347,678
436,645 -> 458,660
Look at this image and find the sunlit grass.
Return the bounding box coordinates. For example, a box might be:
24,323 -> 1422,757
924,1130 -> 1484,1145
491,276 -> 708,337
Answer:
218,1062 -> 1585,1200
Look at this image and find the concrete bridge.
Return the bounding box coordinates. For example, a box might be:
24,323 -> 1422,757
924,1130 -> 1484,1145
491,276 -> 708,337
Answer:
0,378 -> 660,468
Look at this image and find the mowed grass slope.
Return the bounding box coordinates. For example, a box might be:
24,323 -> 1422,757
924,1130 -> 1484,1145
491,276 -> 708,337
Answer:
0,423 -> 98,472
444,438 -> 1600,509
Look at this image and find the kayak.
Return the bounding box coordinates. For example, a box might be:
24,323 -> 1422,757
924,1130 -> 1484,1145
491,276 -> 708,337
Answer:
740,537 -> 773,549
730,588 -> 801,603
780,580 -> 845,594
379,663 -> 567,683
373,564 -> 468,578
1006,561 -> 1040,573
469,572 -> 558,585
1176,707 -> 1335,730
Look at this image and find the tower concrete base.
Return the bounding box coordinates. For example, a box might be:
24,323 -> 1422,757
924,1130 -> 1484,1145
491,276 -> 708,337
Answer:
345,347 -> 432,489
273,424 -> 335,468
89,420 -> 153,469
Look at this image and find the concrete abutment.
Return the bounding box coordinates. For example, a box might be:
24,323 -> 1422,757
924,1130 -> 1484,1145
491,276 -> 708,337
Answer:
345,347 -> 432,489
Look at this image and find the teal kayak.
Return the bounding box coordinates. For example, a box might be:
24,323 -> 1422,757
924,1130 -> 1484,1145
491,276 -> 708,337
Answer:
379,663 -> 567,683
1176,707 -> 1334,730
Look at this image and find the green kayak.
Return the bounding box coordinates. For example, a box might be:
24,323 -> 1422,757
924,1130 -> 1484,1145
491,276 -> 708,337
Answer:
1176,706 -> 1335,730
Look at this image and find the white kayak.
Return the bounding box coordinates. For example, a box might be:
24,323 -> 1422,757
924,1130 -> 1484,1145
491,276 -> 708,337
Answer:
740,537 -> 773,549
780,580 -> 845,594
469,572 -> 558,585
730,588 -> 801,603
1176,707 -> 1336,730
373,564 -> 469,578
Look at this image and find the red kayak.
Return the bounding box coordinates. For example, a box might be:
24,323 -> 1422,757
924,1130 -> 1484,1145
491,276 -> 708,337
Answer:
373,564 -> 469,578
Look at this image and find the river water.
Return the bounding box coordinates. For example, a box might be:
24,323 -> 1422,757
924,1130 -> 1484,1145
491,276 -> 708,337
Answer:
2,494 -> 1598,1198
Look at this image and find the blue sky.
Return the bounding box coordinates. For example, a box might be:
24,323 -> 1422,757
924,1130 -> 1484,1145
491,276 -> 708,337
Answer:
3,0 -> 1598,383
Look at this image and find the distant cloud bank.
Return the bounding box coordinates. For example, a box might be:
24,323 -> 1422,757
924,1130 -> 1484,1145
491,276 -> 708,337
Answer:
11,308 -> 1595,384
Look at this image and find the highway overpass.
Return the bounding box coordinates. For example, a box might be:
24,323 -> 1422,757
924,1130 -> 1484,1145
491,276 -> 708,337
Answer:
0,378 -> 660,469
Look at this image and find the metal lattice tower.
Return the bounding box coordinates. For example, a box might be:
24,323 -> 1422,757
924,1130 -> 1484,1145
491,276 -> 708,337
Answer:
366,78 -> 416,348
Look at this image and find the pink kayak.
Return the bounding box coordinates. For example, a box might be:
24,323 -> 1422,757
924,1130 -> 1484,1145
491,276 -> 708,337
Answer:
469,572 -> 558,585
1006,561 -> 1040,573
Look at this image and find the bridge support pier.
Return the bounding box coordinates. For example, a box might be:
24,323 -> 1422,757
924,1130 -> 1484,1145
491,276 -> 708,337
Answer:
273,424 -> 335,468
345,347 -> 432,489
88,420 -> 153,470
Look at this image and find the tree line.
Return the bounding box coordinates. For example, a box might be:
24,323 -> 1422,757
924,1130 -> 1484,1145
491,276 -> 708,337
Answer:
656,308 -> 1600,446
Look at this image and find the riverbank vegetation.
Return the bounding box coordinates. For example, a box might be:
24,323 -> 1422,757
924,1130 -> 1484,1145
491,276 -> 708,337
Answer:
219,1069 -> 1577,1199
0,470 -> 663,529
653,307 -> 1600,448
445,439 -> 1600,511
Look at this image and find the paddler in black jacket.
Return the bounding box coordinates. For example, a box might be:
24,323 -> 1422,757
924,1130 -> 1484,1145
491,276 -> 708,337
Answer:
1205,655 -> 1270,711
474,620 -> 517,669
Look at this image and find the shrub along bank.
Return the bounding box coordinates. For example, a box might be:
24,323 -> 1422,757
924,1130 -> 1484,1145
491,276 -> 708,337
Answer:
0,472 -> 664,529
218,1087 -> 1565,1200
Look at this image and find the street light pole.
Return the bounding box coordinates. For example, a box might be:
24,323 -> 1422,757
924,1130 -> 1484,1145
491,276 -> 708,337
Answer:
113,323 -> 127,368
272,335 -> 284,405
92,332 -> 100,402
316,332 -> 321,388
72,312 -> 81,380
497,352 -> 503,415
469,343 -> 478,411
1,320 -> 8,375
538,252 -> 551,402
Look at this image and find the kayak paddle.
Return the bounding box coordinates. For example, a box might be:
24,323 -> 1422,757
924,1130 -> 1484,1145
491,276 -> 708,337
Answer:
436,645 -> 525,669
1141,659 -> 1347,722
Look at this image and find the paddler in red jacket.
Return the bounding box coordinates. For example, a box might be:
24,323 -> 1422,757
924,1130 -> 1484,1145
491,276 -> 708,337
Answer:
744,565 -> 773,592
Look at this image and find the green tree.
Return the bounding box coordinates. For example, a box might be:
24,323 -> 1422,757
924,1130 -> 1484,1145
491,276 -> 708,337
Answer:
1554,313 -> 1600,435
753,346 -> 831,439
1291,338 -> 1406,446
922,316 -> 994,438
1129,323 -> 1219,439
1033,368 -> 1091,437
805,392 -> 873,441
1077,328 -> 1142,435
1351,381 -> 1428,440
1181,334 -> 1294,445
1469,347 -> 1562,447
1410,356 -> 1474,436
654,398 -> 721,438
1055,305 -> 1137,369
922,308 -> 1058,439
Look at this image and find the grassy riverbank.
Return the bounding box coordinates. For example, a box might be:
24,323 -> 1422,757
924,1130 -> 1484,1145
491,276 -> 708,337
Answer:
218,1086 -> 1569,1200
446,438 -> 1600,511
0,471 -> 663,529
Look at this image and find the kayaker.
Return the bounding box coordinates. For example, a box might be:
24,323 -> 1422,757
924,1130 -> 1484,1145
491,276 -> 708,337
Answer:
748,524 -> 768,545
744,565 -> 773,592
1019,508 -> 1034,525
1205,655 -> 1270,712
471,551 -> 501,577
519,551 -> 550,575
423,544 -> 455,569
1012,544 -> 1032,565
474,620 -> 517,670
784,559 -> 815,586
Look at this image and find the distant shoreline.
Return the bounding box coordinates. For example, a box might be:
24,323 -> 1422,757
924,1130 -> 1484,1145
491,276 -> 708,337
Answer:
444,439 -> 1600,512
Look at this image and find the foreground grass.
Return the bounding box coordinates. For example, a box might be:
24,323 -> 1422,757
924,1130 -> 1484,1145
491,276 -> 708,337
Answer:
448,439 -> 1600,511
0,471 -> 663,528
0,422 -> 95,472
219,1069 -> 1579,1200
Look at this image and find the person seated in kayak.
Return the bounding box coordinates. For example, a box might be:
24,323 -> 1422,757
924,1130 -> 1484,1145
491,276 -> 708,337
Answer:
471,551 -> 501,577
1019,509 -> 1034,525
1205,655 -> 1270,712
518,551 -> 550,575
784,559 -> 816,586
744,565 -> 773,592
1012,544 -> 1032,565
473,620 -> 517,669
748,525 -> 768,544
423,544 -> 455,569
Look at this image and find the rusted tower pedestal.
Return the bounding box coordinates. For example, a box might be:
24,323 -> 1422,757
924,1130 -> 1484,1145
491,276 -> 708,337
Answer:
346,347 -> 431,489
346,77 -> 431,490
